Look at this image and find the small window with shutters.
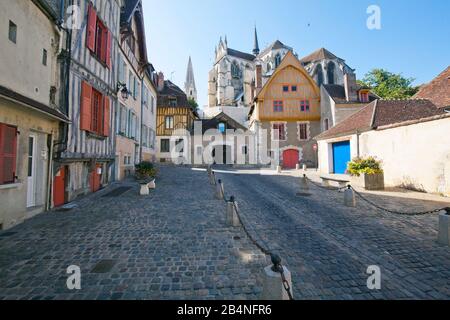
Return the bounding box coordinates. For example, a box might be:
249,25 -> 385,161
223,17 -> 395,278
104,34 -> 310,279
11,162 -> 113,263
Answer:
0,123 -> 18,185
86,3 -> 111,68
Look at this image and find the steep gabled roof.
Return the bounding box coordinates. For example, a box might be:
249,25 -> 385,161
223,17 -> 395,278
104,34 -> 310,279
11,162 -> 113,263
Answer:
201,112 -> 247,132
300,48 -> 340,64
255,51 -> 320,101
258,40 -> 292,57
120,0 -> 140,25
227,48 -> 256,61
316,99 -> 446,140
413,66 -> 450,108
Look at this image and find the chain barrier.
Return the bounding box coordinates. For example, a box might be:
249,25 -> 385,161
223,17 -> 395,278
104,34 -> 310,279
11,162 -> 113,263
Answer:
303,175 -> 447,216
209,167 -> 294,300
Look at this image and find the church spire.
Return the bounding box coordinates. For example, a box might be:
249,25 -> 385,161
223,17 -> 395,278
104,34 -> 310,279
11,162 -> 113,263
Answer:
253,26 -> 260,55
185,56 -> 197,102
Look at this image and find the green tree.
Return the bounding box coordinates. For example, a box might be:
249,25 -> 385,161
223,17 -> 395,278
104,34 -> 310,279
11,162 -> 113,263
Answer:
358,69 -> 419,99
187,97 -> 198,111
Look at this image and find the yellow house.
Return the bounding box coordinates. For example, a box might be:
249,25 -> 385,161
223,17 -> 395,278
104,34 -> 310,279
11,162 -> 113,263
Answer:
249,51 -> 321,169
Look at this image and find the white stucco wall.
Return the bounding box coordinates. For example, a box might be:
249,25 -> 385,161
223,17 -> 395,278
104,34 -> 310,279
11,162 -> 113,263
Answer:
359,117 -> 450,195
0,0 -> 60,106
318,116 -> 450,196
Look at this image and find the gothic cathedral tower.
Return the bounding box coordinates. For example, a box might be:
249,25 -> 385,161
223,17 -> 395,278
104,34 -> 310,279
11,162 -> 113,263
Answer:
185,56 -> 197,102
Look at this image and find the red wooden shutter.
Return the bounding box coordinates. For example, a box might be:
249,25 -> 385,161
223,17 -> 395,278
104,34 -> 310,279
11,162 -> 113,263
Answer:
80,81 -> 93,131
106,30 -> 112,69
86,3 -> 97,52
103,97 -> 110,137
0,124 -> 18,184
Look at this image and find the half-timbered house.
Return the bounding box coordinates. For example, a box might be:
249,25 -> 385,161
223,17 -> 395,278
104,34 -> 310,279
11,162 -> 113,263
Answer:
54,0 -> 122,203
156,74 -> 198,162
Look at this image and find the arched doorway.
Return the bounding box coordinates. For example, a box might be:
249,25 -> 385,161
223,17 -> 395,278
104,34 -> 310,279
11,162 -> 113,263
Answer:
283,149 -> 299,169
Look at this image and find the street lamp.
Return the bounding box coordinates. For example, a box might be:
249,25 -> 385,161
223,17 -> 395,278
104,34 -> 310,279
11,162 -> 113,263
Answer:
117,82 -> 129,100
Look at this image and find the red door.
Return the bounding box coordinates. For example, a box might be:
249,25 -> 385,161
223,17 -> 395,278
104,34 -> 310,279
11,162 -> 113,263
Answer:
283,149 -> 299,169
53,166 -> 66,207
90,164 -> 102,193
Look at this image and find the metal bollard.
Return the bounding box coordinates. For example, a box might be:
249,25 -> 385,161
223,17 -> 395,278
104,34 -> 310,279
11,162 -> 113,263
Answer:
226,196 -> 240,227
215,179 -> 224,200
295,164 -> 300,170
344,185 -> 356,207
302,164 -> 307,172
209,171 -> 216,185
261,254 -> 293,300
438,208 -> 450,246
276,166 -> 282,173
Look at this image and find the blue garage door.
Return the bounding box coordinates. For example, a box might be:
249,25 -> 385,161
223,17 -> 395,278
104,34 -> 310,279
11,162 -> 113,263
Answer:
332,141 -> 351,174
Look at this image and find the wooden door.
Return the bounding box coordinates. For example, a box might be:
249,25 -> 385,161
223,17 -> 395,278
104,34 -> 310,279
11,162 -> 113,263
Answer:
53,166 -> 67,207
283,149 -> 299,169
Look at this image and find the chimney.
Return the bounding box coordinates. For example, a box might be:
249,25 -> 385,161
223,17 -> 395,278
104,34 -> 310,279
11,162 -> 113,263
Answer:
344,72 -> 358,102
255,64 -> 262,89
157,72 -> 165,92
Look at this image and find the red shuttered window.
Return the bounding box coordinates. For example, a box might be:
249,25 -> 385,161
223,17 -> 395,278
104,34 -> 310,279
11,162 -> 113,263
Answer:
86,3 -> 111,69
0,123 -> 18,185
80,81 -> 110,137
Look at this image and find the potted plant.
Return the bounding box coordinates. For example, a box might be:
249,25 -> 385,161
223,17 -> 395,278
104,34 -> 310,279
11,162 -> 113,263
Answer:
135,162 -> 157,195
347,157 -> 384,190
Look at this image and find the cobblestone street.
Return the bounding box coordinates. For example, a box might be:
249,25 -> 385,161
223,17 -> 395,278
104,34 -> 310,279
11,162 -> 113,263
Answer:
1,165 -> 449,300
215,168 -> 450,299
0,166 -> 266,300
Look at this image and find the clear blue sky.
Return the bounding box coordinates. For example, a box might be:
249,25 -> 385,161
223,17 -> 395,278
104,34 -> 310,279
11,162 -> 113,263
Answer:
142,0 -> 450,108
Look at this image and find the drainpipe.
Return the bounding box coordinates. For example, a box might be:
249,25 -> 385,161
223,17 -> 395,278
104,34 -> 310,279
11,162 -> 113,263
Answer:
356,129 -> 360,158
46,132 -> 55,211
140,76 -> 144,163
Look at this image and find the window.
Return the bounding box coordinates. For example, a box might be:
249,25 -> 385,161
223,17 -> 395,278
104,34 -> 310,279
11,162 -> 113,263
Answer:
42,49 -> 47,66
275,53 -> 282,68
218,123 -> 226,133
291,85 -> 297,92
300,100 -> 310,112
283,85 -> 289,92
150,96 -> 155,114
86,4 -> 111,68
298,123 -> 309,140
160,139 -> 170,153
0,123 -> 18,185
242,146 -> 248,155
359,91 -> 369,103
168,98 -> 177,107
231,61 -> 240,78
272,123 -> 286,141
315,64 -> 324,87
196,146 -> 203,156
273,100 -> 283,112
119,104 -> 127,134
91,89 -> 103,133
80,81 -> 110,137
324,118 -> 329,131
327,62 -> 335,85
165,116 -> 174,129
8,21 -> 17,43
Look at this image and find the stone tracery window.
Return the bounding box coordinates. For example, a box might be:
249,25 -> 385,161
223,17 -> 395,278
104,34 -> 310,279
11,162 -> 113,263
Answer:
327,61 -> 335,85
231,61 -> 240,78
315,64 -> 324,87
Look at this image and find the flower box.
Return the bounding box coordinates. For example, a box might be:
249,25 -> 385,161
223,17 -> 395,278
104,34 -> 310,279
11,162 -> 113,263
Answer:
350,172 -> 384,190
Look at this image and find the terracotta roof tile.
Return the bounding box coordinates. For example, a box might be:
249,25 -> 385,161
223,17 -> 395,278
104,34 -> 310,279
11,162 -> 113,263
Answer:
316,99 -> 446,140
414,66 -> 450,108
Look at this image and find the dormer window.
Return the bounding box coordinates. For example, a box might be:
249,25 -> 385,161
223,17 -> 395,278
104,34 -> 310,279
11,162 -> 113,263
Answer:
275,53 -> 282,68
168,97 -> 177,107
359,90 -> 370,103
